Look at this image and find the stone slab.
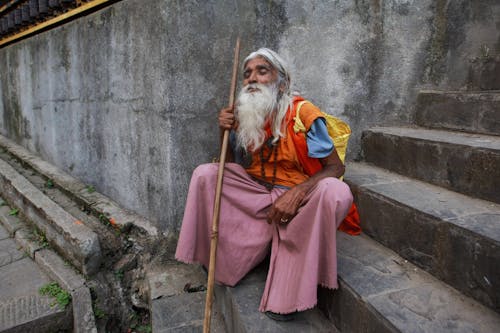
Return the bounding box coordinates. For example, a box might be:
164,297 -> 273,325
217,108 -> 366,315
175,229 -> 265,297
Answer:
0,294 -> 72,333
0,256 -> 72,332
362,126 -> 500,203
0,238 -> 25,267
35,248 -> 86,292
0,257 -> 51,299
148,263 -> 206,300
152,291 -> 205,332
326,233 -> 500,333
0,205 -> 23,236
416,90 -> 500,135
345,162 -> 500,312
72,286 -> 97,333
0,158 -> 102,275
13,228 -> 44,259
214,264 -> 337,333
148,263 -> 226,333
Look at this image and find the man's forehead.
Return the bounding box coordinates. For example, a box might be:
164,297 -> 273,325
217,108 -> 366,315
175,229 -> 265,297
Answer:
244,56 -> 274,70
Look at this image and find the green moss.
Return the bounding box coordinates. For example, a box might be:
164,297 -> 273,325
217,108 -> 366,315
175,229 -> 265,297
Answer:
39,282 -> 72,309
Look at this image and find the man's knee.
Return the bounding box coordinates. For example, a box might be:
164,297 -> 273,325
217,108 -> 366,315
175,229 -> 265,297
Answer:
316,178 -> 353,203
192,163 -> 218,179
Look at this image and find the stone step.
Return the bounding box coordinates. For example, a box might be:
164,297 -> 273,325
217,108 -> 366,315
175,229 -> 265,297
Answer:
415,90 -> 500,136
344,162 -> 500,313
147,263 -> 226,332
361,126 -> 500,203
0,224 -> 72,333
319,232 -> 500,333
0,157 -> 102,275
214,262 -> 338,333
1,204 -> 98,332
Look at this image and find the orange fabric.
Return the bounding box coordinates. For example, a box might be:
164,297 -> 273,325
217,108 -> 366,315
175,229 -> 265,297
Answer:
338,202 -> 361,235
287,97 -> 324,176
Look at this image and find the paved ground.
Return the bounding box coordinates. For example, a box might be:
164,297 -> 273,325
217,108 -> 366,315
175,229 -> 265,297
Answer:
0,223 -> 71,332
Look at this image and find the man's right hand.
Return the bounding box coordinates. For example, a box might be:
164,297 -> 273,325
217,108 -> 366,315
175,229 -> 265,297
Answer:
219,106 -> 237,130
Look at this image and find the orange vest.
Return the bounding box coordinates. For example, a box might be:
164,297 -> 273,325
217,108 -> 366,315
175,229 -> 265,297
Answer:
244,96 -> 323,187
243,96 -> 362,236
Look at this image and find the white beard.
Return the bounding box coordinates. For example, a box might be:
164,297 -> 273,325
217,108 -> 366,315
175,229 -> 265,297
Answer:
235,83 -> 279,152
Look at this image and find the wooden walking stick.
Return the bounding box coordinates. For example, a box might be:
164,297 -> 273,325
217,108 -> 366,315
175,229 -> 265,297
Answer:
203,37 -> 240,333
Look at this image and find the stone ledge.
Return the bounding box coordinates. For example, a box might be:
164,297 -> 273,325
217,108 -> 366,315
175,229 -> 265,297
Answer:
0,205 -> 23,236
0,158 -> 102,275
416,90 -> 500,135
34,249 -> 97,333
362,126 -> 500,203
0,134 -> 161,238
35,249 -> 86,292
71,286 -> 98,333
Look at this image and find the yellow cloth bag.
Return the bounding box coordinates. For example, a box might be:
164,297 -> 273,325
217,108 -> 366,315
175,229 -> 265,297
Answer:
293,101 -> 351,163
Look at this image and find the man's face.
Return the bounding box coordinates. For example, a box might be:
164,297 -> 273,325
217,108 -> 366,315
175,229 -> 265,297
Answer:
243,57 -> 278,92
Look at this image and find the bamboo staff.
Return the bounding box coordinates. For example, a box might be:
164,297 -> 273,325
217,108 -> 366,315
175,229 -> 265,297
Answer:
203,37 -> 240,333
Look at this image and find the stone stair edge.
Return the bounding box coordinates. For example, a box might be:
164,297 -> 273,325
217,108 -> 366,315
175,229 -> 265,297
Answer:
361,127 -> 500,203
345,162 -> 500,244
345,162 -> 500,313
213,269 -> 337,333
0,204 -> 97,333
415,89 -> 500,136
328,233 -> 500,333
0,134 -> 161,238
0,158 -> 102,275
365,126 -> 500,143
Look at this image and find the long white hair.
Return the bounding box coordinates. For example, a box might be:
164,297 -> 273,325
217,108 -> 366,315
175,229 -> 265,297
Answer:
242,48 -> 293,144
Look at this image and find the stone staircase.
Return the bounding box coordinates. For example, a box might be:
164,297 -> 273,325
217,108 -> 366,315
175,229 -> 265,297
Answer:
0,134 -> 169,332
328,89 -> 500,332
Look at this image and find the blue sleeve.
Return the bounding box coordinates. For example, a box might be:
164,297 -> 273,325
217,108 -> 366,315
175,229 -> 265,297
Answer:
306,118 -> 334,158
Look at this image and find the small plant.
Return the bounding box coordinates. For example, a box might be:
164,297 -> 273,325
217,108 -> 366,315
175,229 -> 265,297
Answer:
87,185 -> 96,193
98,213 -> 111,226
135,325 -> 152,333
114,269 -> 124,281
32,229 -> 49,248
46,179 -> 54,188
39,282 -> 71,309
93,304 -> 106,319
9,208 -> 19,216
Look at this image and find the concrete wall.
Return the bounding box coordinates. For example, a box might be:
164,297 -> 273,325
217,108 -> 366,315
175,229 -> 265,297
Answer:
0,0 -> 499,233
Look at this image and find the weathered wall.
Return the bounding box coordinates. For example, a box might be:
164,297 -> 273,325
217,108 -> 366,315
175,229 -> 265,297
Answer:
0,0 -> 499,233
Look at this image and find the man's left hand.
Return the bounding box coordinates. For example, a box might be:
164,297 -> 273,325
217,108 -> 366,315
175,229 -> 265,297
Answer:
267,185 -> 308,225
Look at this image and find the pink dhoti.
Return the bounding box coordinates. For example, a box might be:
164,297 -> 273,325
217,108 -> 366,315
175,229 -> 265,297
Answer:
175,163 -> 353,314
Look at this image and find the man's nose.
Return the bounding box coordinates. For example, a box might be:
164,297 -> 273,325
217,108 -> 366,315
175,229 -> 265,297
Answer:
248,71 -> 258,83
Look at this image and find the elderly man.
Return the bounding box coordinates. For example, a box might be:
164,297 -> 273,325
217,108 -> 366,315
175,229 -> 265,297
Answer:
175,48 -> 354,320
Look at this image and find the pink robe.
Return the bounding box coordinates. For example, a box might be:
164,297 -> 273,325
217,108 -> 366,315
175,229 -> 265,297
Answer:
175,163 -> 353,314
